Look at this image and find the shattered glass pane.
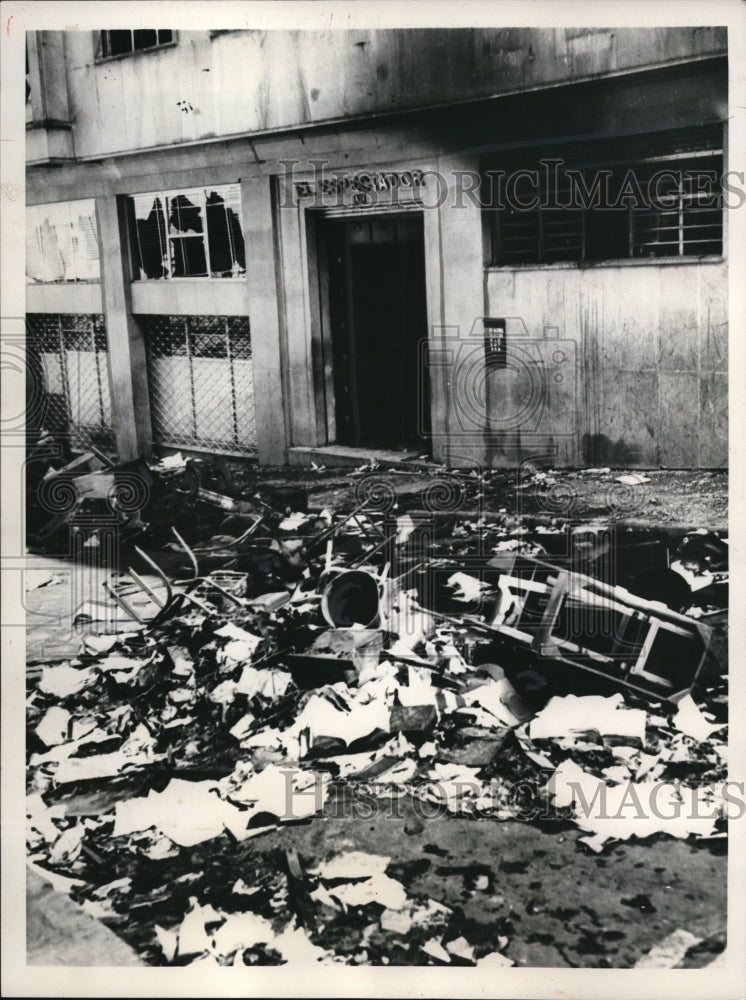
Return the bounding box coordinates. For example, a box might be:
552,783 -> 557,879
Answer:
168,194 -> 204,236
129,186 -> 246,280
169,237 -> 208,278
206,186 -> 246,277
131,195 -> 168,280
26,200 -> 100,283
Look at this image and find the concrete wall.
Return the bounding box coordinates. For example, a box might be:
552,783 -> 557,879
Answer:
485,261 -> 728,468
25,33 -> 729,469
55,27 -> 726,160
27,282 -> 103,314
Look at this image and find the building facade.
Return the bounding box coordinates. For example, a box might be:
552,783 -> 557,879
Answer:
26,27 -> 729,468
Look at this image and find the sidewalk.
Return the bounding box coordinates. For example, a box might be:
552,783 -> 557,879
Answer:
27,868 -> 142,966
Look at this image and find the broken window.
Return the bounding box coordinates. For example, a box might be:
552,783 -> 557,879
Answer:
26,200 -> 100,283
127,186 -> 246,280
97,30 -> 174,59
486,126 -> 723,266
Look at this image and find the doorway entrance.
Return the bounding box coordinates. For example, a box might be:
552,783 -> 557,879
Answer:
322,213 -> 430,451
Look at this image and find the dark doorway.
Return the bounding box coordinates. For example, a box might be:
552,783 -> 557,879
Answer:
323,213 -> 430,450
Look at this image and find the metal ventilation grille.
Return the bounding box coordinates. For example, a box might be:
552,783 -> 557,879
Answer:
27,313 -> 114,451
142,314 -> 257,454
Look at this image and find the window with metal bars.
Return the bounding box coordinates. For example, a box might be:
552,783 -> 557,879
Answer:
487,129 -> 723,266
142,315 -> 256,453
97,30 -> 174,59
26,313 -> 113,448
126,186 -> 246,280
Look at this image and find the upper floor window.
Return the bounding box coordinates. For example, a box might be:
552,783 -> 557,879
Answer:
27,200 -> 100,283
126,185 -> 246,280
97,30 -> 174,59
486,126 -> 724,266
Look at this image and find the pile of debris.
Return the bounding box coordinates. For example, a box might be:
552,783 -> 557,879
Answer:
25,452 -> 729,966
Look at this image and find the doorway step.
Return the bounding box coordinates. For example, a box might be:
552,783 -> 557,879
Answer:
287,445 -> 432,469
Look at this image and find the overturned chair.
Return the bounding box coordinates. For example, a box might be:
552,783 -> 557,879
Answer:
487,553 -> 712,702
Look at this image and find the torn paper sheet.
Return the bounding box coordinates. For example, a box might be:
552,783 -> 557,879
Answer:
476,951 -> 514,968
30,727 -> 115,768
48,824 -> 86,865
462,678 -> 529,728
210,911 -> 274,956
215,622 -> 262,646
635,928 -> 702,968
423,763 -> 483,812
155,924 -> 178,963
672,693 -> 727,742
26,794 -> 66,845
309,851 -> 391,880
53,746 -> 159,785
38,664 -> 96,699
113,779 -> 248,846
176,900 -> 217,958
34,706 -> 72,747
380,909 -> 414,935
81,632 -> 136,655
548,759 -> 721,849
235,665 -> 291,701
309,852 -> 406,911
25,570 -> 65,591
220,764 -> 330,823
615,474 -> 650,485
422,939 -> 451,963
326,873 -> 408,911
530,694 -> 646,743
395,514 -> 417,545
446,572 -> 492,603
290,693 -> 389,749
94,655 -> 149,678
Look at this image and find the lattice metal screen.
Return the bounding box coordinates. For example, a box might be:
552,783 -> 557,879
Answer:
27,313 -> 114,450
142,315 -> 257,454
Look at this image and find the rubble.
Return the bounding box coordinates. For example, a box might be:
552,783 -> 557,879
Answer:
24,453 -> 728,966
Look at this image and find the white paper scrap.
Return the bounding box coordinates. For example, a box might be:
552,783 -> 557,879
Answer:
672,694 -> 727,742
635,928 -> 702,968
530,694 -> 645,742
38,664 -> 95,698
35,707 -> 72,747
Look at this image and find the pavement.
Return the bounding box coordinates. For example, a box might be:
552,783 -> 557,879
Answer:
19,465 -> 728,968
27,868 -> 142,966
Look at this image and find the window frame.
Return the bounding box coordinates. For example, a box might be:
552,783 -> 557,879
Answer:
26,199 -> 101,285
126,184 -> 247,282
94,29 -> 177,63
486,135 -> 724,269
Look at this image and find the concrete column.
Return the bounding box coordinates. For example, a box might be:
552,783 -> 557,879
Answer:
433,155 -> 487,467
96,196 -> 153,461
242,175 -> 287,464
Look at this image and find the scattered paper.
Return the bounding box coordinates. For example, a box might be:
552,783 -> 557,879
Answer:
530,694 -> 646,743
422,939 -> 451,963
672,693 -> 726,742
615,474 -> 650,485
548,759 -> 721,849
38,664 -> 95,698
34,706 -> 72,747
635,928 -> 702,968
114,779 -> 250,847
446,572 -> 491,603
